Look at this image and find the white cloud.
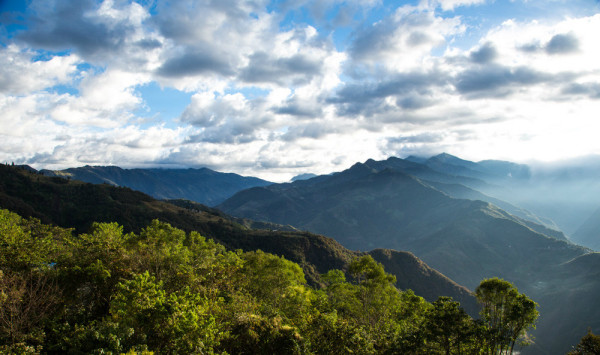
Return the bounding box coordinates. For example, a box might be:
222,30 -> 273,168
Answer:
2,0 -> 600,180
349,5 -> 464,72
0,45 -> 80,95
49,69 -> 150,127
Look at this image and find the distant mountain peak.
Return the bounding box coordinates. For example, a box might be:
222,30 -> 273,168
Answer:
429,153 -> 472,164
291,173 -> 317,182
433,152 -> 456,159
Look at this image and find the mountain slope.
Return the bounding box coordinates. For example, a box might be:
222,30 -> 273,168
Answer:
220,165 -> 569,257
425,180 -> 566,240
0,164 -> 476,312
407,153 -> 531,183
41,165 -> 272,206
572,206 -> 600,250
219,159 -> 595,354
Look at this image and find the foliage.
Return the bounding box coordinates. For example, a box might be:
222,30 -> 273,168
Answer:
568,329 -> 600,355
0,208 -> 544,354
475,277 -> 539,354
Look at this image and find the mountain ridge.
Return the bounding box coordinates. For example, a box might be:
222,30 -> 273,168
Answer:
41,165 -> 272,206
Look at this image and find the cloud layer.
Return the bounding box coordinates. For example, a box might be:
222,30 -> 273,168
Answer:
1,0 -> 600,181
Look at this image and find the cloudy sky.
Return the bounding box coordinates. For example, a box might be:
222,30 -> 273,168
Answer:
1,0 -> 599,181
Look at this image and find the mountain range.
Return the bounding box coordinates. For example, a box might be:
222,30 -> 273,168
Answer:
41,165 -> 271,206
216,155 -> 600,354
7,152 -> 600,354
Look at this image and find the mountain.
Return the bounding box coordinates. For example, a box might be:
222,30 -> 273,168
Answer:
0,164 -> 476,312
425,180 -> 565,239
477,155 -> 600,237
41,165 -> 272,206
572,206 -> 600,250
407,153 -> 531,183
218,157 -> 597,354
354,155 -> 560,232
219,163 -> 582,285
530,251 -> 600,353
290,173 -> 317,182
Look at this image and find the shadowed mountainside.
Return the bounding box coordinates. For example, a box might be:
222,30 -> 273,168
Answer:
572,206 -> 600,251
0,164 -> 477,313
41,165 -> 272,206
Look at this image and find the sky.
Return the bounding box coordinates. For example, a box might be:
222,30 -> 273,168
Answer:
1,0 -> 600,181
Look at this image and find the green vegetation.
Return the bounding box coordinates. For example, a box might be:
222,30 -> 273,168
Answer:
0,209 -> 541,354
568,329 -> 600,355
474,278 -> 539,354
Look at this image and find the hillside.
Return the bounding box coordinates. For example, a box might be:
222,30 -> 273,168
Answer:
572,206 -> 600,250
41,165 -> 272,206
0,164 -> 476,311
218,158 -> 596,354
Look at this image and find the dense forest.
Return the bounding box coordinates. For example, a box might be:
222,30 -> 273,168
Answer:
1,208 -> 542,354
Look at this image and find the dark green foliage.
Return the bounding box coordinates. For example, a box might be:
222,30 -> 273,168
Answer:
475,278 -> 539,354
569,329 -> 600,355
423,297 -> 478,354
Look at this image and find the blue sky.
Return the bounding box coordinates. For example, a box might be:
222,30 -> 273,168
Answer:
1,0 -> 600,181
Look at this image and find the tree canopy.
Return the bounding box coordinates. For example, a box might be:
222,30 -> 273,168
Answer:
0,208 -> 554,354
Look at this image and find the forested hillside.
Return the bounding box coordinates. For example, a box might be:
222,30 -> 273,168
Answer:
0,209 -> 538,354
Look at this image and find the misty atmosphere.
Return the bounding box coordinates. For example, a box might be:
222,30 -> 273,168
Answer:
2,0 -> 600,354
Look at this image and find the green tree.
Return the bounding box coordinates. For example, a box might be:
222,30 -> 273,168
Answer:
424,296 -> 475,355
475,277 -> 539,354
326,255 -> 428,352
568,329 -> 600,355
240,250 -> 312,324
109,271 -> 222,353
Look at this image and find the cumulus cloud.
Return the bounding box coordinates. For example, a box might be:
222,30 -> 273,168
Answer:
469,43 -> 498,64
329,70 -> 448,117
561,82 -> 600,99
49,69 -> 149,127
545,33 -> 579,55
239,52 -> 323,86
19,0 -> 155,66
281,121 -> 346,142
454,65 -> 555,98
349,5 -> 464,70
273,98 -> 324,118
157,48 -> 235,78
426,0 -> 487,11
0,45 -> 80,95
180,92 -> 274,144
